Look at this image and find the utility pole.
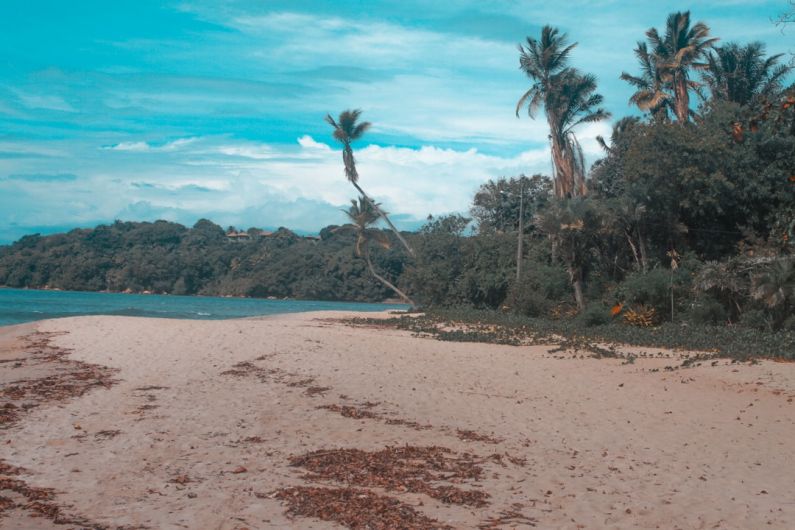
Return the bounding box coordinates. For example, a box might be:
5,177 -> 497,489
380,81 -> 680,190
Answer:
516,177 -> 524,282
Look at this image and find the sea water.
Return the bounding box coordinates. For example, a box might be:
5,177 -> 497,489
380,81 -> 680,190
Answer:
0,287 -> 408,327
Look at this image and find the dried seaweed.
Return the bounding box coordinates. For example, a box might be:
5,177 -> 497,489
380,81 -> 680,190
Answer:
274,486 -> 453,530
319,404 -> 435,432
456,429 -> 503,445
289,446 -> 490,507
305,386 -> 331,397
94,430 -> 122,440
478,508 -> 538,528
0,332 -> 117,430
318,404 -> 380,420
0,334 -> 131,528
287,378 -> 316,388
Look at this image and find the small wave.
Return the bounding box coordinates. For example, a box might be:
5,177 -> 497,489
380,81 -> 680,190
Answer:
196,312 -> 211,316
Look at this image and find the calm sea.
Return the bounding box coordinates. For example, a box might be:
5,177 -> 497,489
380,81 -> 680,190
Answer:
0,288 -> 408,327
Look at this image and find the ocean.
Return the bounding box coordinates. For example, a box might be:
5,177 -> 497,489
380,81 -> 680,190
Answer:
0,288 -> 408,327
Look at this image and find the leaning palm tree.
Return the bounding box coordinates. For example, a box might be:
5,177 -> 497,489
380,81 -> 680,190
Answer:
325,109 -> 415,256
645,11 -> 718,123
345,196 -> 416,308
620,41 -> 674,121
517,27 -> 610,197
701,42 -> 791,106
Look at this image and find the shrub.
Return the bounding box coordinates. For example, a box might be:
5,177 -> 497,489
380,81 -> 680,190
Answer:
578,304 -> 611,327
687,297 -> 728,326
616,269 -> 670,313
505,262 -> 570,316
740,309 -> 769,331
615,267 -> 691,320
504,285 -> 549,317
522,262 -> 570,300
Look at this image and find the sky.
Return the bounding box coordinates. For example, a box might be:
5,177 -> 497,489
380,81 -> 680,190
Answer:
1,0 -> 792,243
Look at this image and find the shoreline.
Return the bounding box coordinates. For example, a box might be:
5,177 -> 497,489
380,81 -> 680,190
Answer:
1,311 -> 794,528
0,288 -> 409,329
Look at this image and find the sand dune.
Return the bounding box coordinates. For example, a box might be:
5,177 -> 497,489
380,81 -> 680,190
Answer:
1,312 -> 794,529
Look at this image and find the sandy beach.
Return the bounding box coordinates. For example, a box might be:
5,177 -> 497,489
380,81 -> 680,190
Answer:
1,311 -> 794,529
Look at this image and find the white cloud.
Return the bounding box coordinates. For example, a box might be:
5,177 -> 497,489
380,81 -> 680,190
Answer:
106,141 -> 150,152
297,135 -> 332,151
15,92 -> 76,113
1,133 -> 564,242
103,137 -> 198,152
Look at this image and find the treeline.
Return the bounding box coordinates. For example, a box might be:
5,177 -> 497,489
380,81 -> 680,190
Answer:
0,220 -> 406,302
400,12 -> 795,333
403,13 -> 794,335
406,95 -> 794,331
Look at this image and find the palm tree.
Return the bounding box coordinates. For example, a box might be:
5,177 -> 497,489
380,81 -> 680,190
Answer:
516,27 -> 610,197
752,257 -> 795,329
620,42 -> 674,121
325,109 -> 415,256
546,70 -> 611,197
701,42 -> 791,106
645,11 -> 718,122
345,196 -> 416,308
536,198 -> 602,311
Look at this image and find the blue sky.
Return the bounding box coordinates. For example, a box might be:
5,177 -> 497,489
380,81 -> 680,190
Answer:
1,0 -> 792,243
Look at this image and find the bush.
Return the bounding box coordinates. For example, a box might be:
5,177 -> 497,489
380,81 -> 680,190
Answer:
504,284 -> 549,317
522,262 -> 570,300
740,309 -> 769,331
616,269 -> 670,313
687,297 -> 728,325
578,304 -> 611,327
615,267 -> 692,320
505,261 -> 570,316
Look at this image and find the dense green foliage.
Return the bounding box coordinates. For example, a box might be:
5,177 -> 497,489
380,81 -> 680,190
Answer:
0,219 -> 406,302
399,13 -> 795,346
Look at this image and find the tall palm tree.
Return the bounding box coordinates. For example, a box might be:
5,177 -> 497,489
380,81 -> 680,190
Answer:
516,27 -> 610,197
345,196 -> 416,308
546,70 -> 611,197
701,42 -> 791,106
645,11 -> 718,122
325,109 -> 415,256
620,42 -> 674,121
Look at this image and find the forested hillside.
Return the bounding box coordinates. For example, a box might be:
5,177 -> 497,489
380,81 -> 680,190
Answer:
0,220 -> 406,302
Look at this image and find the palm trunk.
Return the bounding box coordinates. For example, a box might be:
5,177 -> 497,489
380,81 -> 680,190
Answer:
670,268 -> 675,322
570,266 -> 585,311
674,74 -> 689,123
548,119 -> 572,198
625,229 -> 641,271
516,180 -> 524,282
351,180 -> 415,257
364,246 -> 416,308
638,228 -> 649,273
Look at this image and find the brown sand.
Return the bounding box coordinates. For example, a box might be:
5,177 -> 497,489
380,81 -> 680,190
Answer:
1,311 -> 794,529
